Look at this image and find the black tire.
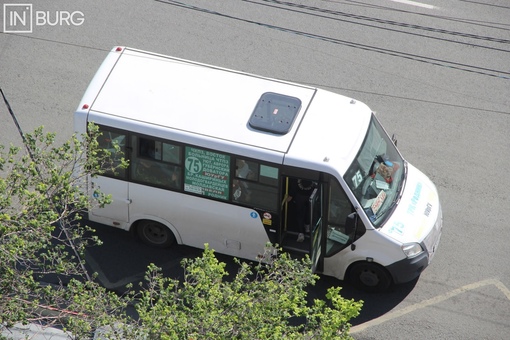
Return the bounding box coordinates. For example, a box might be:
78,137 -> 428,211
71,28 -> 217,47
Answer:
137,220 -> 175,248
348,262 -> 392,292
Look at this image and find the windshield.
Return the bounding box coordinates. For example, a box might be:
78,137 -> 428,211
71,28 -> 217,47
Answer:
343,115 -> 406,227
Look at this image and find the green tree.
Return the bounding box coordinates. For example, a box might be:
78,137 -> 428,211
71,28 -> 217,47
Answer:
0,125 -> 362,339
0,124 -> 130,337
133,245 -> 362,339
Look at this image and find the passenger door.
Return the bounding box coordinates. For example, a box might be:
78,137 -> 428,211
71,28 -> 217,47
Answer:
89,127 -> 130,224
309,185 -> 324,273
90,176 -> 129,223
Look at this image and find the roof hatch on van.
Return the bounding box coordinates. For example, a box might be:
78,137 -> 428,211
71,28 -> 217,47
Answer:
248,92 -> 302,135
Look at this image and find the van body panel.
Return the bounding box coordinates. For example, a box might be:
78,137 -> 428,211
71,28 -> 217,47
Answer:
380,164 -> 443,249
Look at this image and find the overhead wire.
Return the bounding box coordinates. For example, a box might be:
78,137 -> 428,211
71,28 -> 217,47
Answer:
457,0 -> 510,11
339,0 -> 510,30
254,0 -> 510,43
156,0 -> 510,79
0,0 -> 508,116
301,81 -> 510,116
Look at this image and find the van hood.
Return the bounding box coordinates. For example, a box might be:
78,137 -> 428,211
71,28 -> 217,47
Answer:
380,164 -> 440,244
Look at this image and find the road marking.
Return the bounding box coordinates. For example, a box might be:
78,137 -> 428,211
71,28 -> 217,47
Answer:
389,0 -> 436,9
351,278 -> 510,333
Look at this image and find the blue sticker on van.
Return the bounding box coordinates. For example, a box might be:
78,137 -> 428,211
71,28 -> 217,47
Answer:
407,182 -> 423,216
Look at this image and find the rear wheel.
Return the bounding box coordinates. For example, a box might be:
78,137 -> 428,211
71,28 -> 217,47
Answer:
349,262 -> 392,292
137,220 -> 175,247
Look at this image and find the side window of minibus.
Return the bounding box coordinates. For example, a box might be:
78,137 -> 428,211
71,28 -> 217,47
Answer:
131,136 -> 182,190
96,126 -> 127,180
326,179 -> 364,256
232,158 -> 279,211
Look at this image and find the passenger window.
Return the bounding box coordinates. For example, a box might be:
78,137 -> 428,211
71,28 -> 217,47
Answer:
96,126 -> 127,180
132,136 -> 181,190
233,159 -> 279,211
326,179 -> 362,256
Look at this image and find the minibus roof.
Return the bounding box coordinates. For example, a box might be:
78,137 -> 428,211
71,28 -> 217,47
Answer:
83,47 -> 372,176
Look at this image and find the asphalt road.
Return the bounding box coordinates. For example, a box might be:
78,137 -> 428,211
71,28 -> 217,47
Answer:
1,1 -> 509,339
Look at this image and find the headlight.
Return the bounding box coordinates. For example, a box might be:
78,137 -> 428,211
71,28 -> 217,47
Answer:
402,243 -> 424,258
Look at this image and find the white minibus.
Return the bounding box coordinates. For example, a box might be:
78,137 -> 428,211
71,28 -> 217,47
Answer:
75,46 -> 443,291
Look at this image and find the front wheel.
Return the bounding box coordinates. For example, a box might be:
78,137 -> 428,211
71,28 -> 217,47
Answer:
349,262 -> 392,292
137,220 -> 175,248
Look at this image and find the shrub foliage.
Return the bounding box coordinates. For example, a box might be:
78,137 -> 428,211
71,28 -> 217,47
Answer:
0,125 -> 362,339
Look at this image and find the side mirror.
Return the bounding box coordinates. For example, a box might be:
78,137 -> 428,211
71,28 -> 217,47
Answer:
345,212 -> 357,235
346,212 -> 360,251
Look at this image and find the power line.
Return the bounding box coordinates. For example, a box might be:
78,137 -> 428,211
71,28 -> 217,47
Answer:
254,0 -> 510,43
156,0 -> 510,79
302,82 -> 510,116
457,0 -> 510,11
341,0 -> 510,30
1,0 -> 508,116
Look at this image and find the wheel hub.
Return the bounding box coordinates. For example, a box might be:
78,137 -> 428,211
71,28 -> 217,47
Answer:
359,270 -> 379,287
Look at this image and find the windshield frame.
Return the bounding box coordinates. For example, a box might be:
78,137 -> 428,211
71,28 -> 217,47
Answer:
343,114 -> 406,228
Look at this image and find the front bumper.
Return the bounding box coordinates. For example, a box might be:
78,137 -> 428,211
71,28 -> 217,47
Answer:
386,251 -> 429,284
